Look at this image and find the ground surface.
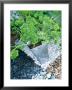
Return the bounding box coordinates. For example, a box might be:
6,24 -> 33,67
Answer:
46,55 -> 61,79
11,50 -> 61,79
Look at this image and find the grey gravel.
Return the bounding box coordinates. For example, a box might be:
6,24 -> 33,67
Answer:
11,43 -> 61,79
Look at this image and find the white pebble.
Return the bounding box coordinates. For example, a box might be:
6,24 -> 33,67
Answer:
47,73 -> 51,78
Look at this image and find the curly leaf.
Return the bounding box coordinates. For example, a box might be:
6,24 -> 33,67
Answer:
11,49 -> 18,60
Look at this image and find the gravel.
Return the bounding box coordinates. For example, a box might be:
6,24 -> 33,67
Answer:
11,44 -> 61,79
23,44 -> 61,69
11,51 -> 43,79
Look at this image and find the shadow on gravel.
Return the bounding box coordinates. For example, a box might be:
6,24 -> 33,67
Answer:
11,50 -> 42,79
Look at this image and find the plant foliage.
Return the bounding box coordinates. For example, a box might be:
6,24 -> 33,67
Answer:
10,10 -> 61,60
